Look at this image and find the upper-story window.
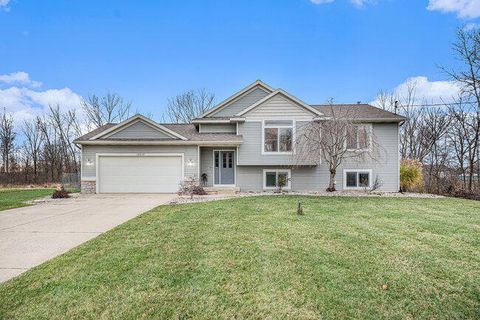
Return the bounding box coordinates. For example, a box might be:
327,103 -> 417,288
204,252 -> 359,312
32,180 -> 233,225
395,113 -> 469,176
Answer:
346,124 -> 371,151
263,120 -> 294,153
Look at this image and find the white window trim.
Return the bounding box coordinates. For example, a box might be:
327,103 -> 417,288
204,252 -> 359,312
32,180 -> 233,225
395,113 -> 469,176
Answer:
263,169 -> 292,190
212,149 -> 236,187
346,124 -> 373,152
261,120 -> 296,155
343,169 -> 373,190
95,153 -> 185,194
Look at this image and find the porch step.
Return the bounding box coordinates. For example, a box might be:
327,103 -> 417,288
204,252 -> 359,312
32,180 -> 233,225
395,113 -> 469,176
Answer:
204,187 -> 240,195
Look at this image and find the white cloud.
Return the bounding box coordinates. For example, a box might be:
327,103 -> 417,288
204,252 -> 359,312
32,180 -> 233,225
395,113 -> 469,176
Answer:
0,75 -> 83,126
0,0 -> 10,11
372,76 -> 462,106
464,22 -> 480,30
427,0 -> 480,19
0,72 -> 42,88
350,0 -> 366,7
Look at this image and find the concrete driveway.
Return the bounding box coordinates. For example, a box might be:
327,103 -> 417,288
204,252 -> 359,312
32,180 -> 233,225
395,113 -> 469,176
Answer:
0,194 -> 175,283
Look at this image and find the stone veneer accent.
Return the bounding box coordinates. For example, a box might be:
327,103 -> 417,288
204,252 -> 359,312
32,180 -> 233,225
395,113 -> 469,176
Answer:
81,180 -> 96,194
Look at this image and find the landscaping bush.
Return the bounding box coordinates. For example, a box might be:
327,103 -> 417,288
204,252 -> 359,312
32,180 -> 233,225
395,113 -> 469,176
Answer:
400,159 -> 424,192
178,178 -> 207,199
52,186 -> 70,199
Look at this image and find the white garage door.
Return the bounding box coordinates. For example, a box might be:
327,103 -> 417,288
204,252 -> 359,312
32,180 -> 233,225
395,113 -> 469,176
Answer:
98,155 -> 183,193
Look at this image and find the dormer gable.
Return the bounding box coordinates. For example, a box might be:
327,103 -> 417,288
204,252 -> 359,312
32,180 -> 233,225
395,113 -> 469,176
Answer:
236,90 -> 323,120
89,114 -> 188,141
200,80 -> 274,118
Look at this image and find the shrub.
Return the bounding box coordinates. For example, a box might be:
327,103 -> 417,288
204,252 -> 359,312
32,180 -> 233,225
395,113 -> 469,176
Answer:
369,176 -> 383,192
276,174 -> 290,193
52,186 -> 70,199
178,178 -> 207,199
400,159 -> 424,192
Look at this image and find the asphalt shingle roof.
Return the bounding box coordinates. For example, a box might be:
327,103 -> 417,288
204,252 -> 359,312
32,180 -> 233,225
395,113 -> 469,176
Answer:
312,104 -> 406,121
74,123 -> 242,142
74,123 -> 116,142
75,104 -> 404,143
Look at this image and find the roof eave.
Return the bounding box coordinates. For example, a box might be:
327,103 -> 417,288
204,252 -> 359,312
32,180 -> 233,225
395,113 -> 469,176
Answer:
74,140 -> 243,146
89,115 -> 188,141
199,80 -> 275,118
192,117 -> 245,124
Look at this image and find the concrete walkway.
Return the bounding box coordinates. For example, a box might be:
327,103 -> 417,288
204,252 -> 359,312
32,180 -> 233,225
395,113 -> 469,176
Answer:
0,194 -> 175,283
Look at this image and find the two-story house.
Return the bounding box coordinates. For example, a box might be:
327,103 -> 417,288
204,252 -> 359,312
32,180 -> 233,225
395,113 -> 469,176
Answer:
74,80 -> 405,193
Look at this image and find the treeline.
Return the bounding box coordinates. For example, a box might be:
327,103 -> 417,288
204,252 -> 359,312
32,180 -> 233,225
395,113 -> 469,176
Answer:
375,28 -> 480,198
0,93 -> 132,186
0,89 -> 216,187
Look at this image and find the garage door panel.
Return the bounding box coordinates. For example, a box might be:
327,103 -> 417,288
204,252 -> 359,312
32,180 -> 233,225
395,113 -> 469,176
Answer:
98,155 -> 182,193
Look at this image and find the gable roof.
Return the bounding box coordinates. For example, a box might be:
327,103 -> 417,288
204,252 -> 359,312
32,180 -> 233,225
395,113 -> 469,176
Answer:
74,123 -> 116,141
236,90 -> 324,117
89,114 -> 188,141
74,123 -> 242,144
312,104 -> 406,122
200,80 -> 274,118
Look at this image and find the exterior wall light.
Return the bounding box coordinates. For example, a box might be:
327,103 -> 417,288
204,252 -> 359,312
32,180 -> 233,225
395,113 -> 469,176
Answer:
187,159 -> 195,167
85,158 -> 94,166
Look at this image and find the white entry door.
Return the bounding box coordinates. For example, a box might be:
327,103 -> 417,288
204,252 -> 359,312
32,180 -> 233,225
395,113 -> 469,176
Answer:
97,155 -> 183,193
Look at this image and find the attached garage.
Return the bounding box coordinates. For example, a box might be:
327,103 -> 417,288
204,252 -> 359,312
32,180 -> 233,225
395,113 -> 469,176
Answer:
97,154 -> 184,193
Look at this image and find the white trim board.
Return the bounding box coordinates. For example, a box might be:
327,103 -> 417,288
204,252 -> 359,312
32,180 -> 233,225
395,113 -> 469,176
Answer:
90,114 -> 188,141
236,90 -> 324,117
262,169 -> 292,190
95,153 -> 185,194
212,149 -> 236,187
261,119 -> 296,156
200,80 -> 274,118
343,169 -> 373,190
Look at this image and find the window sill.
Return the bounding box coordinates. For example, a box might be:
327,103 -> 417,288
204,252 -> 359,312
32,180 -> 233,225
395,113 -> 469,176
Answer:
262,152 -> 294,155
346,148 -> 371,153
344,186 -> 371,190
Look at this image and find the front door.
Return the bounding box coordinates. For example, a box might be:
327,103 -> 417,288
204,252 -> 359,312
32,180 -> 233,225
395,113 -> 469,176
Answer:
214,150 -> 235,185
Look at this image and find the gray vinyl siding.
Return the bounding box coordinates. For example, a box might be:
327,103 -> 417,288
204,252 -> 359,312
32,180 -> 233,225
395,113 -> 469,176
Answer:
81,145 -> 198,180
210,88 -> 270,117
237,121 -> 312,166
200,147 -> 214,187
199,123 -> 236,133
199,147 -> 237,187
236,123 -> 400,192
236,166 -> 264,191
107,121 -> 174,139
243,95 -> 314,121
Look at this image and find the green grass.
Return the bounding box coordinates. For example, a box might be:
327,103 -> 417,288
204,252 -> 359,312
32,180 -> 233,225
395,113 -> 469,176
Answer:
0,196 -> 479,319
0,188 -> 80,211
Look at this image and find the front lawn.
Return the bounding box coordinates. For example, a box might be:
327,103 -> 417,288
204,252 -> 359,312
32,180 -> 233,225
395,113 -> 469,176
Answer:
0,188 -> 58,211
0,196 -> 479,319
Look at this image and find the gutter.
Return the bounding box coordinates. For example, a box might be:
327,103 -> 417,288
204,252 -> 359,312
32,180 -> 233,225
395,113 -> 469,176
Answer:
192,117 -> 246,124
74,140 -> 244,146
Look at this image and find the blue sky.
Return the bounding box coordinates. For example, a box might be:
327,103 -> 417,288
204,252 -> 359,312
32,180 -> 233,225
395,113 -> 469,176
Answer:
0,0 -> 478,124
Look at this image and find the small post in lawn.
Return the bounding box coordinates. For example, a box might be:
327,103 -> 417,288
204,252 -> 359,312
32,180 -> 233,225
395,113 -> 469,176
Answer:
297,202 -> 304,215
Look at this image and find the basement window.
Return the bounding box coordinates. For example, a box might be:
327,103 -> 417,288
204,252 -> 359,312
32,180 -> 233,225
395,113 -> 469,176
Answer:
344,170 -> 372,189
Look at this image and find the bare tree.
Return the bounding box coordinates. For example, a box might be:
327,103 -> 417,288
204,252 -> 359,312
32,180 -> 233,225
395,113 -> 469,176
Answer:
0,109 -> 16,173
442,27 -> 480,191
82,92 -> 132,129
293,104 -> 382,191
374,89 -> 397,111
164,89 -> 215,123
447,98 -> 478,191
21,117 -> 42,176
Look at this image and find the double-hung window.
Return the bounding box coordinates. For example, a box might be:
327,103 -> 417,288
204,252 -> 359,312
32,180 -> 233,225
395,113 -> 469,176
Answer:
346,124 -> 370,151
263,120 -> 294,153
344,170 -> 372,189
